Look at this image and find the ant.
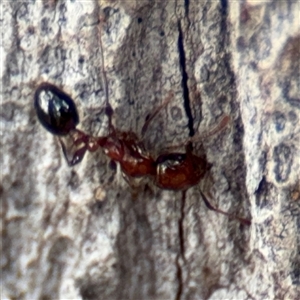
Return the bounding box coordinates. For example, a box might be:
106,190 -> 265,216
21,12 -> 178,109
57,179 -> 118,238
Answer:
34,82 -> 251,226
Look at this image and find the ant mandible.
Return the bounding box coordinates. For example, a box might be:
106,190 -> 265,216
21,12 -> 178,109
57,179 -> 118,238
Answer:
34,83 -> 251,226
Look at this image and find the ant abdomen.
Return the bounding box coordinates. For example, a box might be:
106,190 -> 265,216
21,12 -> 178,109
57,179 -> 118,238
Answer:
34,83 -> 79,136
155,150 -> 211,191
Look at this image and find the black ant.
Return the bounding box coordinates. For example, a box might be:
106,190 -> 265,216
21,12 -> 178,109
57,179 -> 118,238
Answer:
34,83 -> 251,225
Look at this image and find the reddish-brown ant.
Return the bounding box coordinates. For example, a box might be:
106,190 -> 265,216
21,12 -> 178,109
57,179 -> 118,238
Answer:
34,83 -> 251,225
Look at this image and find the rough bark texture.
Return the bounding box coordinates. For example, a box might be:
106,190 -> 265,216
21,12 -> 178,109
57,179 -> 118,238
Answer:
1,1 -> 300,299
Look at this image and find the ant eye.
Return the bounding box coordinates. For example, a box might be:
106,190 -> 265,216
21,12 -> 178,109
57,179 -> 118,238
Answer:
34,83 -> 79,135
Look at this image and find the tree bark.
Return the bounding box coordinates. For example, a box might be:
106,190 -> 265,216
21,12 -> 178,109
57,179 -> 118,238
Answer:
2,1 -> 299,299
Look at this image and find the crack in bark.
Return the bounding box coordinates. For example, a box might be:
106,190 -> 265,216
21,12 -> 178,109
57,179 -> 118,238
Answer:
175,191 -> 187,300
177,21 -> 194,138
175,257 -> 183,300
184,0 -> 189,17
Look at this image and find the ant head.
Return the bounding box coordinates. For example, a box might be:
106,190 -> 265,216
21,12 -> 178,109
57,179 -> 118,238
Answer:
34,83 -> 79,136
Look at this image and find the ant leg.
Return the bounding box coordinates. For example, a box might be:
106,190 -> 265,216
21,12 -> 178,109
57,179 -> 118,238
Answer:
141,91 -> 174,136
98,10 -> 115,135
190,115 -> 230,142
199,175 -> 251,226
59,129 -> 100,166
199,190 -> 251,226
164,115 -> 231,151
121,172 -> 145,200
60,138 -> 87,166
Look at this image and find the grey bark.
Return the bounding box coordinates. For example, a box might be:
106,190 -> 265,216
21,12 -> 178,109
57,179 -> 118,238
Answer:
1,1 -> 299,299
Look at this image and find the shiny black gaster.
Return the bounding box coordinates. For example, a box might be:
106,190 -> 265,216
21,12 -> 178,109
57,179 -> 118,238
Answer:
34,83 -> 79,135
